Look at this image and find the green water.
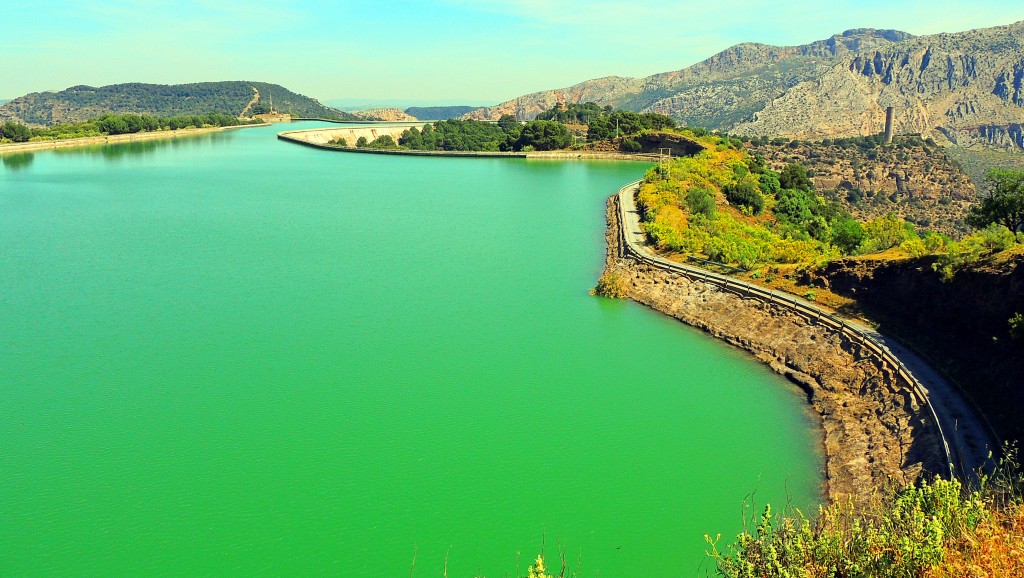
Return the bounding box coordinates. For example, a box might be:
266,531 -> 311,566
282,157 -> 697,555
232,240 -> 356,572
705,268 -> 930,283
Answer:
0,123 -> 820,577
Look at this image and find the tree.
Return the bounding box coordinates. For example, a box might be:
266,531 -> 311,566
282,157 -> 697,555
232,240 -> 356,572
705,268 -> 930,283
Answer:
723,181 -> 765,215
367,135 -> 397,148
515,120 -> 571,151
779,163 -> 813,192
355,136 -> 368,147
686,187 -> 716,219
831,216 -> 865,254
1,121 -> 32,142
966,168 -> 1024,233
497,114 -> 520,133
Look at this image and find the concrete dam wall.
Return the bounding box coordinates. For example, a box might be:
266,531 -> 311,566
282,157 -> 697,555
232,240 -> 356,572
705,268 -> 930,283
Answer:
278,124 -> 428,147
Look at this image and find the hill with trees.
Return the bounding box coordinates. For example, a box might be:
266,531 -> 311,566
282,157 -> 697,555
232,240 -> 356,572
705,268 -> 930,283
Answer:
0,113 -> 259,143
0,81 -> 355,126
404,106 -> 477,120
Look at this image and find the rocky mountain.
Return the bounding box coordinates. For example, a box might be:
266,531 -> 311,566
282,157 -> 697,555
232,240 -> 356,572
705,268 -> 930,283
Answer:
0,81 -> 354,126
465,28 -> 913,125
733,21 -> 1024,149
467,21 -> 1024,151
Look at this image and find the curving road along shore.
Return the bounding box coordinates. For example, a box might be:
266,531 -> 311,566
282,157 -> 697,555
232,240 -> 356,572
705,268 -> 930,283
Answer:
615,181 -> 994,484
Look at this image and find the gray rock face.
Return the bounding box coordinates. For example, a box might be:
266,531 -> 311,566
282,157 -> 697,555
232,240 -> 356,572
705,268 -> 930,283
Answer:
733,21 -> 1024,149
468,21 -> 1024,150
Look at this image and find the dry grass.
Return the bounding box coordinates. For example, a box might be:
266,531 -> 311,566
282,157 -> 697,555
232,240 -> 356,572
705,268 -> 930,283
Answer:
926,504 -> 1024,578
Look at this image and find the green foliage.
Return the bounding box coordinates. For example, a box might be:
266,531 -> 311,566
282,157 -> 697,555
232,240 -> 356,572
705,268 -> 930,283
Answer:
966,168 -> 1024,233
533,102 -> 675,143
593,271 -> 630,298
708,477 -> 987,578
366,134 -> 398,149
758,171 -> 781,196
403,106 -> 477,120
932,224 -> 1020,280
497,114 -> 520,133
861,213 -> 916,253
723,181 -> 765,215
584,110 -> 676,141
514,120 -> 572,151
330,137 -> 348,147
1,121 -> 32,142
779,162 -> 813,191
621,139 -> 643,153
399,119 -> 505,151
1009,313 -> 1024,340
830,217 -> 865,255
686,187 -> 716,219
0,113 -> 255,144
355,136 -> 369,148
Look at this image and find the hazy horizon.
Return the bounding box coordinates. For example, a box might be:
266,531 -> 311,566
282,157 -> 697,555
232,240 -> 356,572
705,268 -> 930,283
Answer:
4,1 -> 1022,104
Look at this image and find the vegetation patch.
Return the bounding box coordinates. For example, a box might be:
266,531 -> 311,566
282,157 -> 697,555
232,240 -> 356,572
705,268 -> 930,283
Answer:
708,450 -> 1024,578
636,132 -> 1024,274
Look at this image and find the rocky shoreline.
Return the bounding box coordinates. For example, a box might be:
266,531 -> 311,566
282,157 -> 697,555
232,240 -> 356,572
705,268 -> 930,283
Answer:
601,194 -> 946,504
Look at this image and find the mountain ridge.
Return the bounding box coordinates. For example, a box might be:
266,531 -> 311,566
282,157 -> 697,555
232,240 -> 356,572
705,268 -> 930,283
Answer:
0,81 -> 355,126
465,21 -> 1024,151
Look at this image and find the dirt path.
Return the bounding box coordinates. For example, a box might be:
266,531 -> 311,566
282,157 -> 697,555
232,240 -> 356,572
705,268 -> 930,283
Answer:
239,86 -> 260,118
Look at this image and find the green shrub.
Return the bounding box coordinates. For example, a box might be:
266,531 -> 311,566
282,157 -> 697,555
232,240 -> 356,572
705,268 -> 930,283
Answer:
708,477 -> 987,578
621,139 -> 643,153
723,182 -> 765,215
686,187 -> 716,219
1009,313 -> 1024,340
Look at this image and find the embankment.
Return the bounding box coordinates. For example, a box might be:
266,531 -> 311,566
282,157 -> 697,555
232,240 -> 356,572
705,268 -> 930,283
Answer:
603,185 -> 951,504
0,123 -> 264,155
277,124 -> 428,148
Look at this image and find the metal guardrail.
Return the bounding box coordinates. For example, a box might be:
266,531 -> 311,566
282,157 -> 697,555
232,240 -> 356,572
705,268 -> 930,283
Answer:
615,181 -> 956,479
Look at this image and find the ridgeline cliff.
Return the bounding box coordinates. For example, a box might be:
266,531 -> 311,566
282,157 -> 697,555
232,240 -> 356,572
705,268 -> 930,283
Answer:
466,21 -> 1024,152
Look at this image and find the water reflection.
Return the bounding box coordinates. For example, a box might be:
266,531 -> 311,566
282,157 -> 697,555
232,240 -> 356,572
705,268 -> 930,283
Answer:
48,130 -> 234,162
1,152 -> 34,171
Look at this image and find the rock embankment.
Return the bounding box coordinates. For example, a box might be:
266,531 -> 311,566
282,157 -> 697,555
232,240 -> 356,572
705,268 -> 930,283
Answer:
601,194 -> 946,504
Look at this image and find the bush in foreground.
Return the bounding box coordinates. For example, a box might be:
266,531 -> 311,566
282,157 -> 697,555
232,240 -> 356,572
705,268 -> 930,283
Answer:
707,449 -> 1023,578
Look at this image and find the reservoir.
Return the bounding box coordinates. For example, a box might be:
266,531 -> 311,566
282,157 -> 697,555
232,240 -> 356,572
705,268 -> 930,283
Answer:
0,122 -> 820,576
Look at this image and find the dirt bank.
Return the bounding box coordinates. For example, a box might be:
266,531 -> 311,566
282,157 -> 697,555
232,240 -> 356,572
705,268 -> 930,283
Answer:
601,194 -> 947,504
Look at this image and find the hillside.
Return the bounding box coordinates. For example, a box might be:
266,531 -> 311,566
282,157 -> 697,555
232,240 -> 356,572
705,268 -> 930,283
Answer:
464,29 -> 912,125
733,21 -> 1024,149
750,136 -> 976,236
404,106 -> 477,120
466,21 -> 1024,152
0,81 -> 355,126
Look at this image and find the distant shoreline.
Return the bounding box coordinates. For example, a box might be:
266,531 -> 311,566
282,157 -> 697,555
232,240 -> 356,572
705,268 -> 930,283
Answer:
0,122 -> 266,155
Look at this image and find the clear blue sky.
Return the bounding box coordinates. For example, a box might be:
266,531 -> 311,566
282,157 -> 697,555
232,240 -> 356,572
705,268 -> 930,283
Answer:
3,0 -> 1022,104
